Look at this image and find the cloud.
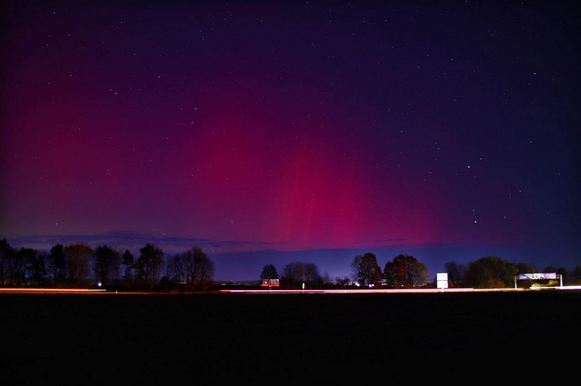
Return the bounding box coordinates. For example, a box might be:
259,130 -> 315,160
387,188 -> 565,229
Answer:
8,231 -> 277,252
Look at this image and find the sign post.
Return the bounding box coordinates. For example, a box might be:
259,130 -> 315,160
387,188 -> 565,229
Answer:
436,273 -> 448,292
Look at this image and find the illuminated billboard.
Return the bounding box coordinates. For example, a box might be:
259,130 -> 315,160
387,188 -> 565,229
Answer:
517,273 -> 558,280
260,279 -> 280,287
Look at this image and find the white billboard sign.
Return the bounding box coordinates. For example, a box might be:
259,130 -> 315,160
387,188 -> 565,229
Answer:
437,272 -> 448,289
517,273 -> 558,280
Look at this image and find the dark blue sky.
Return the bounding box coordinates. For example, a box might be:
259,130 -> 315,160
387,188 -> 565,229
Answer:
1,1 -> 580,279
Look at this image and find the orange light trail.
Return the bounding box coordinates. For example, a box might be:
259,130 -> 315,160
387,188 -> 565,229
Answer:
0,288 -> 107,294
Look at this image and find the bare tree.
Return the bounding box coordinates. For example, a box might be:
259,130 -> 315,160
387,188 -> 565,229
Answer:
167,247 -> 214,290
93,245 -> 121,286
0,239 -> 17,285
282,261 -> 322,288
22,248 -> 46,285
47,244 -> 66,284
64,244 -> 93,285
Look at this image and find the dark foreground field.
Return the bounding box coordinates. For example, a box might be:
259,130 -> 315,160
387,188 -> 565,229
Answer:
1,292 -> 580,384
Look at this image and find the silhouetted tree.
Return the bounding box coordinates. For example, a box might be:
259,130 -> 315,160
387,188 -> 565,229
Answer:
260,264 -> 278,280
0,238 -> 16,285
574,266 -> 581,284
121,249 -> 134,282
167,247 -> 214,290
191,248 -> 214,288
64,244 -> 93,285
304,263 -> 321,285
6,247 -> 26,285
159,275 -> 172,291
135,244 -> 164,288
542,265 -> 570,284
351,252 -> 382,287
282,262 -> 322,288
384,254 -> 428,288
167,254 -> 187,284
21,248 -> 46,285
543,265 -> 568,277
516,263 -> 537,274
465,256 -> 518,288
47,244 -> 66,284
445,261 -> 466,287
93,245 -> 121,286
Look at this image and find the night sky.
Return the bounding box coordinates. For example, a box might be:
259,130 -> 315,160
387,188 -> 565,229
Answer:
1,1 -> 580,280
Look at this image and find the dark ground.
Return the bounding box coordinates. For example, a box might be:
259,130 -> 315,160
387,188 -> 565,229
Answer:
1,292 -> 580,384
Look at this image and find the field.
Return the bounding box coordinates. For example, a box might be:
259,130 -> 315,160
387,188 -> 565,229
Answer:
1,291 -> 580,384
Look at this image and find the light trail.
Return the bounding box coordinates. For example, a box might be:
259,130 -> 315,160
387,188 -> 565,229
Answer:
0,288 -> 107,294
219,288 -> 528,294
530,285 -> 581,291
1,287 -> 578,296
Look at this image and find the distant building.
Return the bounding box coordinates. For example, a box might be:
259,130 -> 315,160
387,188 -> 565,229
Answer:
261,279 -> 280,288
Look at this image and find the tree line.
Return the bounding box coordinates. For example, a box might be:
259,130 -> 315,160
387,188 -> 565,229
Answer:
2,237 -> 580,290
259,253 -> 431,289
444,257 -> 581,288
0,238 -> 214,291
260,253 -> 581,289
